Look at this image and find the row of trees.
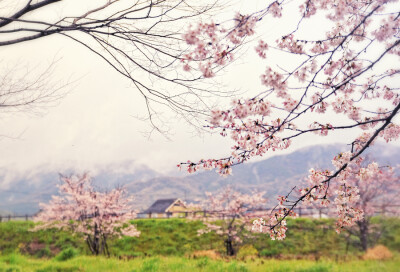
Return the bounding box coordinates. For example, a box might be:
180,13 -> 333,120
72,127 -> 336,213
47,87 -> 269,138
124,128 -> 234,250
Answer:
34,165 -> 399,256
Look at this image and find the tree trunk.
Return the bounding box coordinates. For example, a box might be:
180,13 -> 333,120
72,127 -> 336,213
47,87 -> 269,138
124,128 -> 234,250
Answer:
102,234 -> 110,257
225,238 -> 235,256
86,227 -> 108,256
86,235 -> 95,255
358,219 -> 369,251
93,223 -> 100,255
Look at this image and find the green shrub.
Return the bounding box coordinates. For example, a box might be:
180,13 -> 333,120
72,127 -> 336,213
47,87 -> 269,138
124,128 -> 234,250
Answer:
130,252 -> 144,258
162,246 -> 178,256
55,248 -> 78,261
35,247 -> 51,258
260,248 -> 280,257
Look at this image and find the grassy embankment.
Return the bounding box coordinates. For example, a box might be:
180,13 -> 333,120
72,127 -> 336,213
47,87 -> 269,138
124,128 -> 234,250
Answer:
0,217 -> 399,271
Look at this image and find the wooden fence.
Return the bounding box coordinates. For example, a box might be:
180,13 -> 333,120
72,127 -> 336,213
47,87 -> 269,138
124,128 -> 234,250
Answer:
0,214 -> 34,222
1,205 -> 398,222
138,205 -> 400,219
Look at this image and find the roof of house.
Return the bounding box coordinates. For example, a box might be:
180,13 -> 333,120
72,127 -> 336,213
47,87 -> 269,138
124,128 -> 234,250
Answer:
143,198 -> 183,214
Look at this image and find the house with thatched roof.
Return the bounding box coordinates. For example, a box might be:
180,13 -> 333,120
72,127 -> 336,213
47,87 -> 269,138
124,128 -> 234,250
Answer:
140,198 -> 188,218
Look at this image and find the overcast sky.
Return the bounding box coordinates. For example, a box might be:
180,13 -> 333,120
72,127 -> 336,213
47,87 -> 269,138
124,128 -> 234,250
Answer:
0,0 -> 398,181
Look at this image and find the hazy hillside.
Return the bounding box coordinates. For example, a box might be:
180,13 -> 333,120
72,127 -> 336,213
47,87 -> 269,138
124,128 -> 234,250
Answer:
0,163 -> 161,215
1,143 -> 400,215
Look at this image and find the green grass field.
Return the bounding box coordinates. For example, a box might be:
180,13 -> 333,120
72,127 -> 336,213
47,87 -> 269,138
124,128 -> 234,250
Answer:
0,217 -> 399,271
0,254 -> 399,272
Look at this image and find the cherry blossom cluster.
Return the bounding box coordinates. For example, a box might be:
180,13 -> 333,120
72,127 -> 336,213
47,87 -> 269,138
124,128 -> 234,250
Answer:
277,35 -> 304,54
252,208 -> 296,240
251,194 -> 297,241
380,123 -> 400,142
180,99 -> 294,176
194,187 -> 267,250
300,153 -> 364,233
298,154 -> 400,233
255,40 -> 269,59
309,122 -> 333,136
333,183 -> 363,233
182,13 -> 258,77
33,174 -> 140,255
179,159 -> 233,176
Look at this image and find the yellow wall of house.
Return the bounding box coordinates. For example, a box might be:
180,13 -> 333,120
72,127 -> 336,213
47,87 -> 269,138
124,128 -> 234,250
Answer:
168,206 -> 187,212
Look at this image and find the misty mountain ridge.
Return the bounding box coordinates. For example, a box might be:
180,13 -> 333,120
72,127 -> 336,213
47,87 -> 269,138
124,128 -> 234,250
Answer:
1,143 -> 399,215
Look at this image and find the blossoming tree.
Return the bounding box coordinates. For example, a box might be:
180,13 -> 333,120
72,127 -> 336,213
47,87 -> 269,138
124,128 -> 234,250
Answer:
195,187 -> 267,256
33,174 -> 140,256
179,0 -> 400,239
303,157 -> 400,250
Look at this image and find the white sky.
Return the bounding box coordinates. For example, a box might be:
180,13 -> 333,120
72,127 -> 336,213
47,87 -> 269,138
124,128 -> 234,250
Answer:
0,0 -> 399,180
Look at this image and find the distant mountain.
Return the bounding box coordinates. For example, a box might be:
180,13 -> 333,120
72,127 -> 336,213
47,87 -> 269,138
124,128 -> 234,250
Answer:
1,143 -> 399,215
188,144 -> 345,195
186,143 -> 400,199
0,162 -> 161,215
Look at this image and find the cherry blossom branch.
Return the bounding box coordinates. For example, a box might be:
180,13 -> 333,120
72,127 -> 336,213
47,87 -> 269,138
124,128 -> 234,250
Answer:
268,100 -> 400,231
181,0 -> 400,239
0,0 -> 239,132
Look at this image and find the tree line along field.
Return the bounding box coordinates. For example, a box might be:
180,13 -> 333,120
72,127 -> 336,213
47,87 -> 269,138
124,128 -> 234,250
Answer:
0,218 -> 399,271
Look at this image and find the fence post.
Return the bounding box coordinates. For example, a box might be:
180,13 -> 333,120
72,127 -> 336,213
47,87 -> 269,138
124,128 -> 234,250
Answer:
8,215 -> 11,221
26,214 -> 29,221
298,207 -> 302,217
319,209 -> 322,219
0,216 -> 2,222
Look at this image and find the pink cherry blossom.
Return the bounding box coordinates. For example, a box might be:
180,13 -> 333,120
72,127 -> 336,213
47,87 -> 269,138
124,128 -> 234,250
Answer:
33,174 -> 140,256
193,186 -> 267,255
